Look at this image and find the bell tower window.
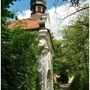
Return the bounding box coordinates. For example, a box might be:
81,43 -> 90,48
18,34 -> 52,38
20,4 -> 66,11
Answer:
38,6 -> 43,12
36,6 -> 43,12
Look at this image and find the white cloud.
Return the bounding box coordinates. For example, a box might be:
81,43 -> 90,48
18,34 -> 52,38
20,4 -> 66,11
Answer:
17,10 -> 31,20
47,3 -> 78,39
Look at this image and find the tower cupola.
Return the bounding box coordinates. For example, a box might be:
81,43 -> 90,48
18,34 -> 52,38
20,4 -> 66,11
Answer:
31,0 -> 46,13
30,0 -> 46,19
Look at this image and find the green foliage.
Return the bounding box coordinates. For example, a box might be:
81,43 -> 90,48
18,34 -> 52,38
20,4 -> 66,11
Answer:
53,9 -> 89,90
62,11 -> 89,75
1,0 -> 42,89
53,40 -> 69,84
2,29 -> 40,90
54,83 -> 62,90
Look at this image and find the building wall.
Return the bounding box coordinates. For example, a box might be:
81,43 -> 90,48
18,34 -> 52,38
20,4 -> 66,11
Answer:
39,29 -> 53,90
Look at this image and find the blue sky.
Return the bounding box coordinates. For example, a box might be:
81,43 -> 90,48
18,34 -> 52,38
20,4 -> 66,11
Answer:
9,0 -> 65,12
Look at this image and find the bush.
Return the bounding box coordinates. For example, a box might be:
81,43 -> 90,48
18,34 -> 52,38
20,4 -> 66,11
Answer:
1,29 -> 40,90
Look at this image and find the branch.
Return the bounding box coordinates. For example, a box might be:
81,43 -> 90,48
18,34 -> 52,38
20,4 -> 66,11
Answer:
59,6 -> 89,25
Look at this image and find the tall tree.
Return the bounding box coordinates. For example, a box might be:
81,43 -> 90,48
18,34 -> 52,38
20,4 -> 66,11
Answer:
53,7 -> 89,90
1,0 -> 41,90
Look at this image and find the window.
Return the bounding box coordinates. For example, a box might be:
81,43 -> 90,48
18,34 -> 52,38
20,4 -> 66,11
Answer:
38,6 -> 43,12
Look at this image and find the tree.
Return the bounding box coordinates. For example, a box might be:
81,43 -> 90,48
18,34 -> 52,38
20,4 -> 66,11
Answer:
62,11 -> 89,90
1,28 -> 41,90
1,0 -> 41,89
53,7 -> 89,90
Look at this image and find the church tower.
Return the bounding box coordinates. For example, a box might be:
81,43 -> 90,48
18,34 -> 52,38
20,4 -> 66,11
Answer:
30,0 -> 46,19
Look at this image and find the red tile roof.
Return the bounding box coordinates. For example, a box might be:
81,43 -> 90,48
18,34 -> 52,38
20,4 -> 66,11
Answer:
8,19 -> 40,30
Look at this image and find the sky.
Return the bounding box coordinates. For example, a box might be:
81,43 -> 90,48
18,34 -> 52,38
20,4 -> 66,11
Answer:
9,0 -> 88,39
9,0 -> 65,12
